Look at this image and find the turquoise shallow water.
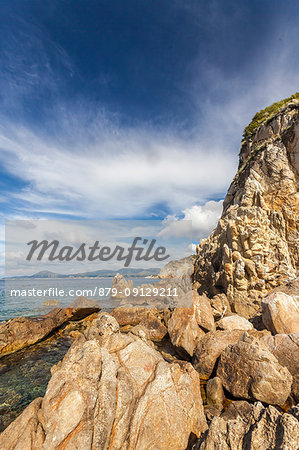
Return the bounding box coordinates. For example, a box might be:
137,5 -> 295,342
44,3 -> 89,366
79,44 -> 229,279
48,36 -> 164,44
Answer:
0,333 -> 73,432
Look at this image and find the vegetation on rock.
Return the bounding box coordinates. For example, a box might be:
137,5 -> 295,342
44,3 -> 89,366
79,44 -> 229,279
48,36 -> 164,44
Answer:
243,92 -> 299,140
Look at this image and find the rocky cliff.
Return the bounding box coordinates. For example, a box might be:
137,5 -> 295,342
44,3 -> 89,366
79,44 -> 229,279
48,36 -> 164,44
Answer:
194,95 -> 299,317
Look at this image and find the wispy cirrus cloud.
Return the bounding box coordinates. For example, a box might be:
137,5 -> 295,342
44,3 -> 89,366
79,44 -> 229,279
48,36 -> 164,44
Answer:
0,119 -> 235,219
0,13 -> 74,114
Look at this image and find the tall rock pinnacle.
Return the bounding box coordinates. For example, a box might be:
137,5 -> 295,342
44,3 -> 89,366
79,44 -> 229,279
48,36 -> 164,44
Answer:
194,94 -> 299,317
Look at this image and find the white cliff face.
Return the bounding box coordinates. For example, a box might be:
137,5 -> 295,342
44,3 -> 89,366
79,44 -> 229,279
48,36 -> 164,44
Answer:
194,100 -> 299,317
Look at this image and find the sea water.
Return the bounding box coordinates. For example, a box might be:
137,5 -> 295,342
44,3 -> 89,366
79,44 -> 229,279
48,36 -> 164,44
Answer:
0,277 -> 153,321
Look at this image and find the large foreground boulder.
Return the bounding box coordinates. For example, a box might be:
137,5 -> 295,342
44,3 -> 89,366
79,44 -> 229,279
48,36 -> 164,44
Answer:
0,397 -> 44,450
217,333 -> 292,405
261,291 -> 299,334
0,313 -> 207,449
196,401 -> 299,450
262,333 -> 299,402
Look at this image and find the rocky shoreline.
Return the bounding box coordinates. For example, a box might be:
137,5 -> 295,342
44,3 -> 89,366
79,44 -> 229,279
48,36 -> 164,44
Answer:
0,277 -> 298,448
0,96 -> 299,449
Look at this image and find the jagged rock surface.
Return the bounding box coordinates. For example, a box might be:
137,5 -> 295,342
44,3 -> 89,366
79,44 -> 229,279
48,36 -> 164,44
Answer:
196,401 -> 299,450
194,101 -> 299,317
168,291 -> 215,357
192,329 -> 244,379
111,307 -> 168,341
0,313 -> 207,449
111,273 -> 134,298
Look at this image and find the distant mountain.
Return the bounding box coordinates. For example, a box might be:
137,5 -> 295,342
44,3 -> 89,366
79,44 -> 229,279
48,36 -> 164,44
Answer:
28,270 -> 67,278
5,267 -> 160,279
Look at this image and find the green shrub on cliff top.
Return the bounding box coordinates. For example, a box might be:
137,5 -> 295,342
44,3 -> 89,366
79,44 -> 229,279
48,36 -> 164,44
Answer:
243,92 -> 299,140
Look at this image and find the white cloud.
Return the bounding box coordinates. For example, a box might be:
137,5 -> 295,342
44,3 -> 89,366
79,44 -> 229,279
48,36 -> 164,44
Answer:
0,121 -> 235,219
183,201 -> 223,238
159,200 -> 223,240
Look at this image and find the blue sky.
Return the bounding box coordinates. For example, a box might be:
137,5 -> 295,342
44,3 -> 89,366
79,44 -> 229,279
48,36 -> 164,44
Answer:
0,0 -> 299,247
